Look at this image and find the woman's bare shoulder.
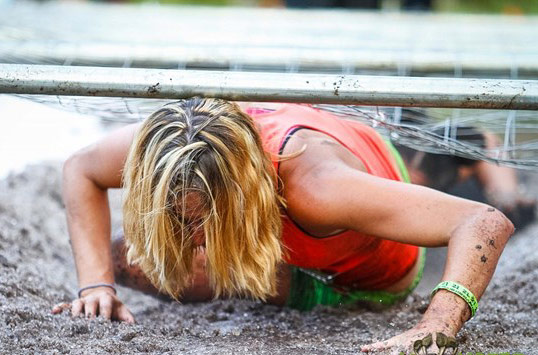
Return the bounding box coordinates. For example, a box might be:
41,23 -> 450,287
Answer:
278,129 -> 366,236
279,129 -> 366,183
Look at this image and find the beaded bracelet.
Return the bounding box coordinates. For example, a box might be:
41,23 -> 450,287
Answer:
431,281 -> 478,318
78,283 -> 117,298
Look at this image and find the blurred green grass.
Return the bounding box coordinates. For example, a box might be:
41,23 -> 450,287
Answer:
435,0 -> 538,14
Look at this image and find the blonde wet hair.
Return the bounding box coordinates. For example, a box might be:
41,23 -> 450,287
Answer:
122,97 -> 283,300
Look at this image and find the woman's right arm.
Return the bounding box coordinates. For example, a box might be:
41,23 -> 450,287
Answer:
57,123 -> 140,322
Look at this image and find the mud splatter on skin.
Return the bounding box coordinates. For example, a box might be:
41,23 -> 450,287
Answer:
488,239 -> 497,249
462,216 -> 504,278
487,208 -> 495,212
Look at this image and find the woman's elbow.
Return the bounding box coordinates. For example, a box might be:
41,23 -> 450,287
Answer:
456,204 -> 515,247
497,208 -> 516,237
62,146 -> 99,193
63,149 -> 87,181
484,206 -> 515,242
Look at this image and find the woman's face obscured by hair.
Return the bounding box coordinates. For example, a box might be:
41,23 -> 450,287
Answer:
122,97 -> 283,301
176,192 -> 207,248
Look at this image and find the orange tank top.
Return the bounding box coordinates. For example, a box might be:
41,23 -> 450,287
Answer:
249,104 -> 419,290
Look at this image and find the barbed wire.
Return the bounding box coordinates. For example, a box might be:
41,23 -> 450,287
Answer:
13,94 -> 538,169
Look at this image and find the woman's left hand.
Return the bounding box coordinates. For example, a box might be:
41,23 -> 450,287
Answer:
361,290 -> 466,354
360,324 -> 453,354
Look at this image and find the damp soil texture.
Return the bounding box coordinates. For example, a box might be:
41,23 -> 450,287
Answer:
1,164 -> 537,354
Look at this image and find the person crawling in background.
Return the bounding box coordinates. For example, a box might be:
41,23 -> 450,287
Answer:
53,98 -> 514,353
395,119 -> 535,230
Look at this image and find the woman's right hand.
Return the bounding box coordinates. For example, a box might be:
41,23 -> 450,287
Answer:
52,287 -> 135,323
61,124 -> 140,324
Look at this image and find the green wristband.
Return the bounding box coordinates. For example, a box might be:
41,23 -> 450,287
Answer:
431,281 -> 478,318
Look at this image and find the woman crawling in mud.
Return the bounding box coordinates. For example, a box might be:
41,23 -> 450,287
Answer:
53,98 -> 514,353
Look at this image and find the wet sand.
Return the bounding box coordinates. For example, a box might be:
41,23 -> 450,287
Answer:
0,164 -> 537,354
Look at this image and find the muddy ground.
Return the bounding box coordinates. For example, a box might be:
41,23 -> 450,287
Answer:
0,164 -> 537,354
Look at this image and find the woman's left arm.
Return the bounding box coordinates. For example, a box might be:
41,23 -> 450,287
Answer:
284,162 -> 514,353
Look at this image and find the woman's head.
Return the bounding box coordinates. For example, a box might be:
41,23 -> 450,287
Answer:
122,98 -> 282,301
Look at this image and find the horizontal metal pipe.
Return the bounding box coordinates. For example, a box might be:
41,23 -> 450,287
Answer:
1,64 -> 537,110
2,42 -> 537,74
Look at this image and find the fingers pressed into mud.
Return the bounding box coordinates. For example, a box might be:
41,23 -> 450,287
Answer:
51,302 -> 71,315
99,297 -> 114,320
114,304 -> 135,324
71,299 -> 84,317
84,299 -> 98,319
